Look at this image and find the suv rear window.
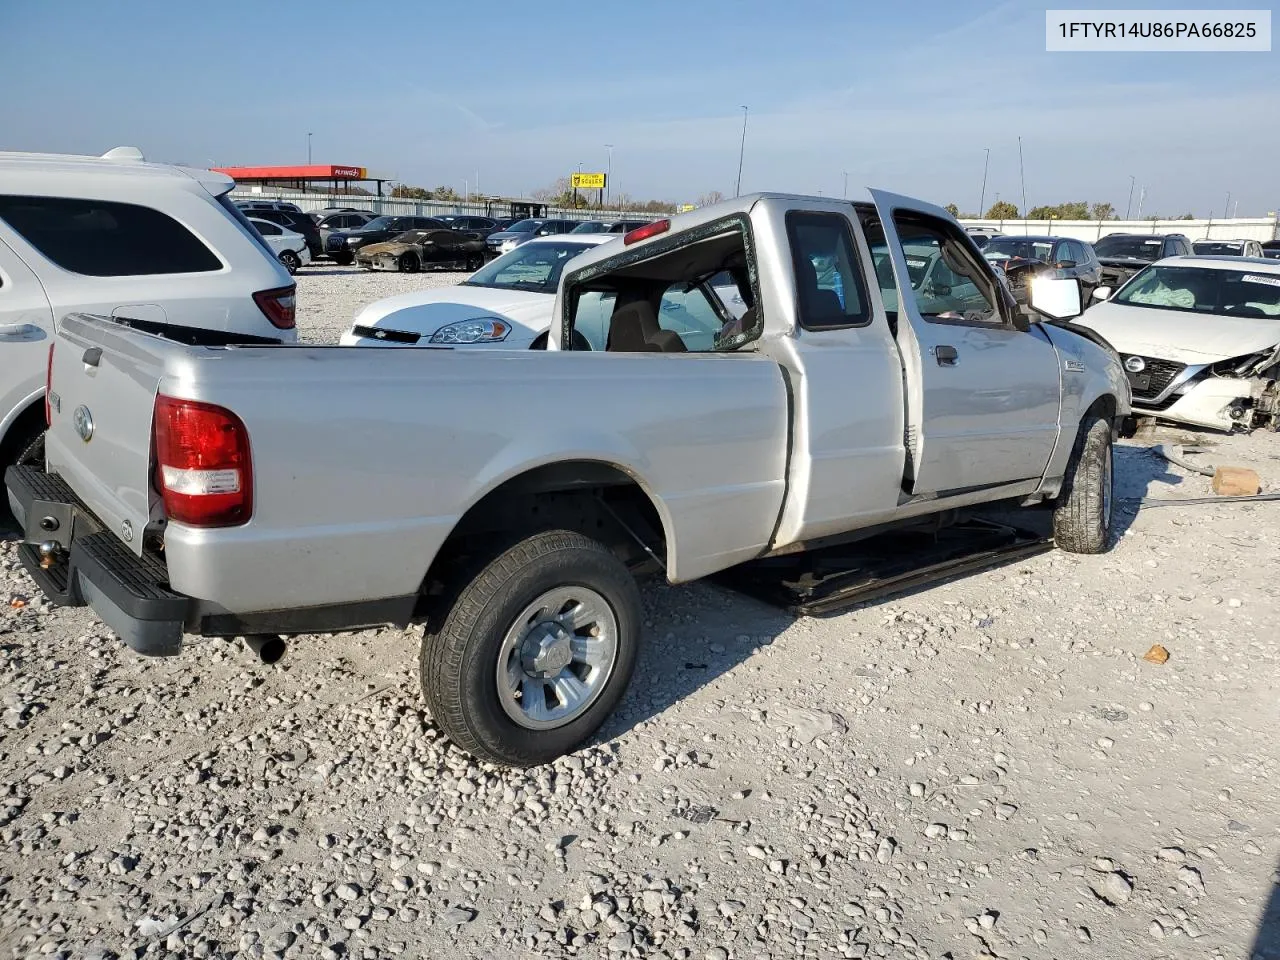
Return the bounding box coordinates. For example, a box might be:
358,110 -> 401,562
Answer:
0,195 -> 222,276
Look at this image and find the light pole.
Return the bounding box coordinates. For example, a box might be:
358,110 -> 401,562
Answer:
734,106 -> 748,198
842,170 -> 848,199
1017,136 -> 1027,227
1125,175 -> 1135,219
605,144 -> 614,208
1223,192 -> 1232,219
978,147 -> 990,217
307,132 -> 313,165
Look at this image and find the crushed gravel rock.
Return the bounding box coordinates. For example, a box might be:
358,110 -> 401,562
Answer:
2,275 -> 1278,959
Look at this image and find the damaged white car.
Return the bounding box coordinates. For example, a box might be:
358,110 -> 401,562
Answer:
1080,256 -> 1280,432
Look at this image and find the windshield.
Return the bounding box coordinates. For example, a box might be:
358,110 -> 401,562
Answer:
360,217 -> 397,231
1192,241 -> 1246,256
505,219 -> 541,234
1114,265 -> 1280,317
1094,235 -> 1165,260
463,240 -> 596,293
571,222 -> 610,233
982,238 -> 1054,263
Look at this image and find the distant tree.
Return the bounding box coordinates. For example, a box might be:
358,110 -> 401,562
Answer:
390,184 -> 431,200
1180,212 -> 1195,220
1089,202 -> 1116,220
1027,205 -> 1058,220
944,202 -> 960,217
1027,201 -> 1089,220
985,200 -> 1019,219
430,186 -> 460,201
697,190 -> 726,207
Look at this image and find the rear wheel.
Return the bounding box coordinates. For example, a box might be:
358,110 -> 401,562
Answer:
418,529 -> 642,767
399,253 -> 420,273
1053,412 -> 1114,554
0,410 -> 45,524
465,254 -> 483,271
279,250 -> 301,274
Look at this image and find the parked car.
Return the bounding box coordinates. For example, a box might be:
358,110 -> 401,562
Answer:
354,228 -> 487,272
240,208 -> 323,259
234,199 -> 303,214
570,220 -> 651,234
1079,256 -> 1280,432
314,210 -> 378,248
249,218 -> 311,274
484,218 -> 582,258
341,235 -> 616,347
1262,240 -> 1280,260
326,215 -> 447,265
309,206 -> 370,220
434,215 -> 500,236
981,235 -> 1102,305
1093,232 -> 1192,289
1192,239 -> 1264,258
0,147 -> 296,491
6,190 -> 1128,768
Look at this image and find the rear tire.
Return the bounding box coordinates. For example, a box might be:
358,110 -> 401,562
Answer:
279,250 -> 301,274
1053,412 -> 1114,554
418,529 -> 642,767
465,254 -> 483,271
0,412 -> 44,524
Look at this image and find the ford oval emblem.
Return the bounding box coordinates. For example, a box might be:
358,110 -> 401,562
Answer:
72,405 -> 94,442
1124,356 -> 1146,374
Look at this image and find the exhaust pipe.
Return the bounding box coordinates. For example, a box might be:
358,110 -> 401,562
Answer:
243,633 -> 286,665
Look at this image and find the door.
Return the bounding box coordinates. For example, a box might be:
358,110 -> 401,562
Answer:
0,237 -> 54,440
867,189 -> 1062,494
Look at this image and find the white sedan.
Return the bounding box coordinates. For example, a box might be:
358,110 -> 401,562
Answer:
340,235 -> 616,349
249,217 -> 311,274
1078,256 -> 1280,432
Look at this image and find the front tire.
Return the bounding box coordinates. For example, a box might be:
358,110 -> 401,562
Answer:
333,252 -> 354,266
419,529 -> 642,767
399,253 -> 420,273
1053,412 -> 1114,554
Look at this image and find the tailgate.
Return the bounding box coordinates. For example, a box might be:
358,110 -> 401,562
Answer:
46,314 -> 170,556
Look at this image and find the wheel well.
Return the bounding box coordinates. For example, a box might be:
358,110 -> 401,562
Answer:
529,332 -> 549,350
419,461 -> 668,614
1086,393 -> 1117,423
0,400 -> 43,466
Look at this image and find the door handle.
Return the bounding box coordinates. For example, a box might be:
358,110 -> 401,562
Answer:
82,347 -> 102,367
935,345 -> 959,366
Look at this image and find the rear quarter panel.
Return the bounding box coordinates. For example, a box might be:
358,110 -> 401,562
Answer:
163,347 -> 789,612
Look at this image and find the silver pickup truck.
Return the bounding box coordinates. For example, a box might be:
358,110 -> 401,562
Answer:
6,190 -> 1129,767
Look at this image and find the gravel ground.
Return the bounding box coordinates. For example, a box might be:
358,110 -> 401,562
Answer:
292,266 -> 471,344
2,268 -> 1278,959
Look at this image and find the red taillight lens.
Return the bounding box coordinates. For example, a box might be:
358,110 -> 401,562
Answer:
153,395 -> 253,527
253,284 -> 297,330
623,219 -> 670,245
44,343 -> 55,426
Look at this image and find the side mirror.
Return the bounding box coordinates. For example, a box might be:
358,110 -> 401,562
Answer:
1028,276 -> 1083,321
1092,286 -> 1112,302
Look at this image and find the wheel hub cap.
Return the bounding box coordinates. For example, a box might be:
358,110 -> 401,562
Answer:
521,623 -> 574,676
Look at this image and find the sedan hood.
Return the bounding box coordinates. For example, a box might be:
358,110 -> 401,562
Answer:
1078,300 -> 1280,363
357,241 -> 416,257
351,284 -> 555,340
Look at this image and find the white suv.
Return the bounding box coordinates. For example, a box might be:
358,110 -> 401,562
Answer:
0,147 -> 297,481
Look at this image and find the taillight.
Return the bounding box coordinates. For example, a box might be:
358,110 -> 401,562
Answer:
623,219 -> 670,245
44,343 -> 55,426
153,395 -> 253,527
253,284 -> 297,330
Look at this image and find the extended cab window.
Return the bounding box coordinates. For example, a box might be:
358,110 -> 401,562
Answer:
881,215 -> 1001,325
785,212 -> 870,328
0,195 -> 222,276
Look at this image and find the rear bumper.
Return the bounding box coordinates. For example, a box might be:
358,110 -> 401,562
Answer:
5,465 -> 421,654
5,465 -> 188,656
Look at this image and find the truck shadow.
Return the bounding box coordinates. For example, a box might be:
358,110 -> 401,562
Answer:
1255,866 -> 1280,960
1111,441 -> 1184,540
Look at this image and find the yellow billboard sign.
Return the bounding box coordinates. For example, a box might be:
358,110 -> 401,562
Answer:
678,204 -> 697,213
571,172 -> 607,190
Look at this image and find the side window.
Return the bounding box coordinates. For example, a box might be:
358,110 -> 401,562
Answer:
573,291 -> 617,351
657,283 -> 728,352
0,194 -> 222,276
785,211 -> 871,329
1060,240 -> 1082,264
887,214 -> 1001,324
255,221 -> 282,236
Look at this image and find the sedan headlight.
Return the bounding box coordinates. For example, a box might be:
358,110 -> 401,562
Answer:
429,318 -> 512,344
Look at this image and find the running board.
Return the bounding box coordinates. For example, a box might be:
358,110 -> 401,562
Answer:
716,518 -> 1053,616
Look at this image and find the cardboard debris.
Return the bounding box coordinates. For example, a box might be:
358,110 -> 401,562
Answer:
1212,467 -> 1261,497
1143,644 -> 1170,665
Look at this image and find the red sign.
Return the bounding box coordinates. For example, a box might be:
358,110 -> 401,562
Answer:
213,164 -> 370,181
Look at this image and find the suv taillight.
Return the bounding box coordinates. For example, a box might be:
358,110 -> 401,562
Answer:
45,343 -> 55,426
153,395 -> 253,527
253,284 -> 296,330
